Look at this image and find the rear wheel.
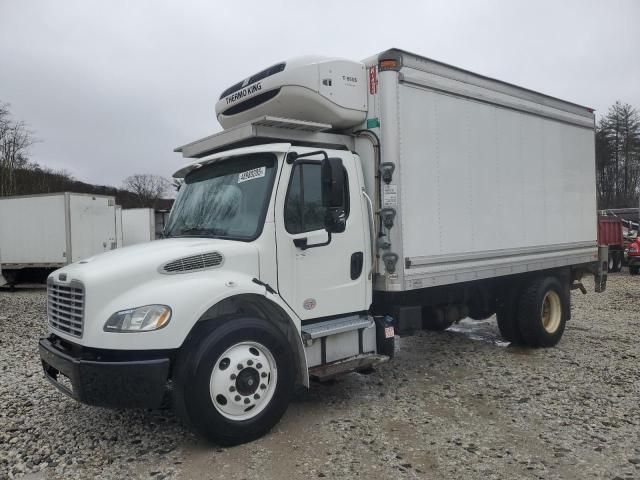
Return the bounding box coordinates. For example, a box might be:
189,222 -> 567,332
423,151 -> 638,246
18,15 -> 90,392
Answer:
517,277 -> 568,347
496,288 -> 523,344
172,317 -> 295,445
615,253 -> 623,272
609,252 -> 622,272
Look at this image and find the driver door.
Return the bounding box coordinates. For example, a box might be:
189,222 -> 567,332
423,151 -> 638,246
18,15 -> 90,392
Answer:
274,151 -> 368,320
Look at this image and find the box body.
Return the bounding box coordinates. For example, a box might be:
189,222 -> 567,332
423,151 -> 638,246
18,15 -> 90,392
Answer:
0,193 -> 117,268
363,49 -> 598,291
122,208 -> 155,246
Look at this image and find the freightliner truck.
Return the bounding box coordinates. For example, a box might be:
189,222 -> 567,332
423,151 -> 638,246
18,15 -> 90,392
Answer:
38,49 -> 607,445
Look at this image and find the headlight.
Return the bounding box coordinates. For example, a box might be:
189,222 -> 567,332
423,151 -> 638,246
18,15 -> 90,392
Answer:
104,305 -> 172,332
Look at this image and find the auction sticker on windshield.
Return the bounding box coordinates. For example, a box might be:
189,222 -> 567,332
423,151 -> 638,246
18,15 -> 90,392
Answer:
238,167 -> 266,183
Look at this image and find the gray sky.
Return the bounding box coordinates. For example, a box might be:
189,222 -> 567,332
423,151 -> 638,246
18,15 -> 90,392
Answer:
1,0 -> 639,187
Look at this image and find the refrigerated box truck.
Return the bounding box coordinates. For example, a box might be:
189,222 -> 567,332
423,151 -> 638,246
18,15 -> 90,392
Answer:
122,208 -> 155,246
0,193 -> 118,286
38,49 -> 606,445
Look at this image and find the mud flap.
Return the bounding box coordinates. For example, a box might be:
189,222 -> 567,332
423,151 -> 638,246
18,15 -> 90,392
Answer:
595,246 -> 608,293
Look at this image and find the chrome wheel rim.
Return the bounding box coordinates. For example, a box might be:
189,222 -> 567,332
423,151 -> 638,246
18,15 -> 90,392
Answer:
209,341 -> 277,420
541,290 -> 562,334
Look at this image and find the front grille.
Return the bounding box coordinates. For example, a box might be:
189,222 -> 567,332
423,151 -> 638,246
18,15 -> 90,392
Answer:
47,281 -> 85,338
161,251 -> 224,274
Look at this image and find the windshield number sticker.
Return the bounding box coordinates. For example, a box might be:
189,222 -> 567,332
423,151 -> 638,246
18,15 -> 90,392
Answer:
238,167 -> 266,183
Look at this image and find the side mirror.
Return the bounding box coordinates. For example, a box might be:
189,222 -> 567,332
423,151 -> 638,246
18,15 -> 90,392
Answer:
321,157 -> 346,233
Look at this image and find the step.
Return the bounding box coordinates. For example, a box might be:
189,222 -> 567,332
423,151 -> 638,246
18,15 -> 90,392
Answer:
309,354 -> 389,381
301,315 -> 373,341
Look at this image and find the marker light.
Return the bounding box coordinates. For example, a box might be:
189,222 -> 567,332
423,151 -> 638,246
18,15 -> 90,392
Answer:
379,59 -> 399,71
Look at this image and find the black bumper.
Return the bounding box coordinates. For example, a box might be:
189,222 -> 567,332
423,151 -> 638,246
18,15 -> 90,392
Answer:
38,336 -> 171,409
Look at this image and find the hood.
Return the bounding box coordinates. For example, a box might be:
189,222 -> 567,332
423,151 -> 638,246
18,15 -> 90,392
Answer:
51,237 -> 260,287
47,237 -> 263,349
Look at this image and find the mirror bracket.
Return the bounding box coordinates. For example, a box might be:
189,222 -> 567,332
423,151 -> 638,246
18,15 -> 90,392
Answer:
293,233 -> 332,251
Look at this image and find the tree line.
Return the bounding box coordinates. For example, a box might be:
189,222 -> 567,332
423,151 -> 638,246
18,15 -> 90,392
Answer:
595,101 -> 640,209
0,101 -> 171,209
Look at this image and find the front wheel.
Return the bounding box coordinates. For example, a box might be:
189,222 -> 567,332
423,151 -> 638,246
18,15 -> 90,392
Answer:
172,317 -> 295,445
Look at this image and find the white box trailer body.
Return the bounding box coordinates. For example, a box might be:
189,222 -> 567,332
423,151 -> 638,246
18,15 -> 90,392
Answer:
122,208 -> 155,246
0,193 -> 118,283
38,49 -> 605,445
362,50 -> 597,291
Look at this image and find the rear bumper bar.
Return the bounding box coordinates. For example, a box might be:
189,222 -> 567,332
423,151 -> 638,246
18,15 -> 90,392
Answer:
38,336 -> 171,409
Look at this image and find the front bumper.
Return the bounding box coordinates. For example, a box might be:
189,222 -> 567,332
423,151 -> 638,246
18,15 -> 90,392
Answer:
38,335 -> 171,409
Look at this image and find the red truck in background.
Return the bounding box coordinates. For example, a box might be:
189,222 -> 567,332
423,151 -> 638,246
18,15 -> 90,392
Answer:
627,237 -> 640,275
598,216 -> 624,272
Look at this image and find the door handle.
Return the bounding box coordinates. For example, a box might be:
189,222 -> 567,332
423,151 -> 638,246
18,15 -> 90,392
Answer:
351,252 -> 364,280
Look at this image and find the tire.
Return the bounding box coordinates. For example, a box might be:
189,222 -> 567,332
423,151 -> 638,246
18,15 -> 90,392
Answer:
615,254 -> 623,272
630,265 -> 639,275
517,276 -> 568,348
608,255 -> 614,272
172,317 -> 295,446
496,288 -> 523,344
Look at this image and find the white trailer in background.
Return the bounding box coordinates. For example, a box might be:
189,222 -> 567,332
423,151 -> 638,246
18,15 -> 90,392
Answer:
154,210 -> 170,239
0,193 -> 118,286
122,208 -> 155,246
115,205 -> 123,249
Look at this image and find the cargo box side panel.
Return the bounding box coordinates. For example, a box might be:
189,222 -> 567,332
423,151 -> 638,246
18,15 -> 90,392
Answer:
122,208 -> 155,246
397,83 -> 597,287
68,195 -> 117,263
0,195 -> 67,266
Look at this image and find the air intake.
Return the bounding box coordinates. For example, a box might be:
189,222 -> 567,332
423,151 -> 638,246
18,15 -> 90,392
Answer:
160,252 -> 224,274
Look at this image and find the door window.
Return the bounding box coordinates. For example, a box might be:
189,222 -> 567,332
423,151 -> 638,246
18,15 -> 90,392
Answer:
284,162 -> 349,234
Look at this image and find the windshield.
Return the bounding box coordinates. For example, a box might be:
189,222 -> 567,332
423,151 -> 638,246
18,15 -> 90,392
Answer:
165,154 -> 277,240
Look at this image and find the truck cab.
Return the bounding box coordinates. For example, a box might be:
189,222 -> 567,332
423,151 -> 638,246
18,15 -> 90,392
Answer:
38,50 -> 605,445
40,137 -> 385,446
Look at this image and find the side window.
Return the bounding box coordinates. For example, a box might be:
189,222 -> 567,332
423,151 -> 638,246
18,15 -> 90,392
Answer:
284,162 -> 349,234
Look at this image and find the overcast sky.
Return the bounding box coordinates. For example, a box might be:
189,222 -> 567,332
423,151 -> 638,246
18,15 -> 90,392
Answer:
1,0 -> 639,187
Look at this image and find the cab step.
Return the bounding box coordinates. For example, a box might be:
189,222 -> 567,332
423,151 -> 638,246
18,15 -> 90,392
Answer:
308,354 -> 389,382
301,315 -> 373,341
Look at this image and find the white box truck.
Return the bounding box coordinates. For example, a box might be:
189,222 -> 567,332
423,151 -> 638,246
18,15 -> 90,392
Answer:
122,208 -> 155,246
38,49 -> 606,445
0,193 -> 118,286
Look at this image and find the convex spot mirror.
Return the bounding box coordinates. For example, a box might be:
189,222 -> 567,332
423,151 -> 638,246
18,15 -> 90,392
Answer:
321,157 -> 346,234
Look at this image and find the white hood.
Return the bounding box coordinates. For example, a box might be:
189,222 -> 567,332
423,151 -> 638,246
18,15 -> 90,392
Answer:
48,238 -> 261,350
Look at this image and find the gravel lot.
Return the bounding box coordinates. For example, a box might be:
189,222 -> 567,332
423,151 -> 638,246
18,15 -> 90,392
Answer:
1,273 -> 639,479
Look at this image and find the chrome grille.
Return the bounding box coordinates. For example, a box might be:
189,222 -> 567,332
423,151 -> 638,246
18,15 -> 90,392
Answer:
161,252 -> 224,274
47,281 -> 85,338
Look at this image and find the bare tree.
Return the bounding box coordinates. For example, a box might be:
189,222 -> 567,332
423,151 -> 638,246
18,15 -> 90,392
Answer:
0,102 -> 35,196
123,173 -> 170,208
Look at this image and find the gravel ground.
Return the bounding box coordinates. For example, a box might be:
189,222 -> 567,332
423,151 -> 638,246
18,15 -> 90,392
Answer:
1,273 -> 639,479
